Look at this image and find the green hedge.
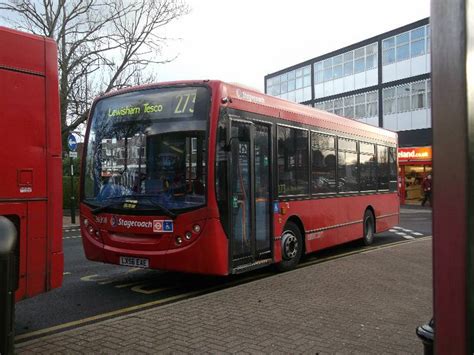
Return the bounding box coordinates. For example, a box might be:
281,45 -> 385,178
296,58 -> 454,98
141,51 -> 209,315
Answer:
63,176 -> 80,210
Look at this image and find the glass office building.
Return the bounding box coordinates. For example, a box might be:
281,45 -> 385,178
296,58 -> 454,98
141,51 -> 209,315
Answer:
264,18 -> 431,204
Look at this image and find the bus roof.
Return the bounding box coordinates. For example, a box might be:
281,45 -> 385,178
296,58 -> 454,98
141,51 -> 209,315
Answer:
0,26 -> 55,76
219,81 -> 397,145
93,79 -> 398,145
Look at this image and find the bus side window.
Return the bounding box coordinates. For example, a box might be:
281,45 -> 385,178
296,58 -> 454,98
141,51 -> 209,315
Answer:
277,125 -> 309,196
377,145 -> 389,190
311,132 -> 336,194
388,147 -> 398,191
337,138 -> 359,192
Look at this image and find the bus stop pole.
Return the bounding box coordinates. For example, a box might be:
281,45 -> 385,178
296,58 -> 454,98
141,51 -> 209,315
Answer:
0,216 -> 18,355
70,156 -> 76,225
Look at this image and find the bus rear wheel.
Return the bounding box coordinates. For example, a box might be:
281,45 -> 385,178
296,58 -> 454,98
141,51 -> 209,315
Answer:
277,221 -> 303,272
362,209 -> 375,246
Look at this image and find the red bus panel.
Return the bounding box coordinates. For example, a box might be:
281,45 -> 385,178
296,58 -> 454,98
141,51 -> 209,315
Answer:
0,27 -> 63,300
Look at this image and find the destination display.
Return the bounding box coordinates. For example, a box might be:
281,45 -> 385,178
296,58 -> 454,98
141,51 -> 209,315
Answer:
104,88 -> 199,120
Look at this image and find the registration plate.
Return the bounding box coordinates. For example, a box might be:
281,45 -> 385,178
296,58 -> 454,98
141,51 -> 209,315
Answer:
119,256 -> 149,268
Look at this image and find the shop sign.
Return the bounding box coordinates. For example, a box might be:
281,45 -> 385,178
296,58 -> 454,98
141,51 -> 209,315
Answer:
398,146 -> 432,162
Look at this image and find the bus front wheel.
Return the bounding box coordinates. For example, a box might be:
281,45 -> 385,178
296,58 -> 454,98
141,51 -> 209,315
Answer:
277,221 -> 303,272
362,209 -> 375,246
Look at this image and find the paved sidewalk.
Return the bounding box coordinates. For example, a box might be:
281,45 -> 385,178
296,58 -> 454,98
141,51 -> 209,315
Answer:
16,238 -> 432,354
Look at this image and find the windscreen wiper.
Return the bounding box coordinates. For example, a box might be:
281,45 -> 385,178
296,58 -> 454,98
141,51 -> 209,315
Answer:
91,197 -> 127,215
91,195 -> 176,219
133,197 -> 177,219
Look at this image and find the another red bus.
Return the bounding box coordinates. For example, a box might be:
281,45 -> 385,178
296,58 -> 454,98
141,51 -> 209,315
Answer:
80,80 -> 399,274
0,27 -> 63,299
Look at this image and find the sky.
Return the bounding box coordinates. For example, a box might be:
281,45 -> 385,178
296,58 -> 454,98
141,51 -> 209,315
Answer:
158,0 -> 430,92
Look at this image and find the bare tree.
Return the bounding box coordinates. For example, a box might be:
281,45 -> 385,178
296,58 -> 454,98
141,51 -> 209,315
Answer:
0,0 -> 190,145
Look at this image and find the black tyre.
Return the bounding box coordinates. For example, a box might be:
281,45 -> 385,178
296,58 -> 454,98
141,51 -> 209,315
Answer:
362,209 -> 375,246
276,221 -> 303,272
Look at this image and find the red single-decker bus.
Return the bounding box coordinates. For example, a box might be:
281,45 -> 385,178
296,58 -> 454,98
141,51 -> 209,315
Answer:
80,80 -> 398,275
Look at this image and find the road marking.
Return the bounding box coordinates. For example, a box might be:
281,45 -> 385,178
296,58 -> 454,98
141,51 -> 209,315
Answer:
98,280 -> 116,285
402,235 -> 415,240
63,235 -> 81,240
115,281 -> 145,289
80,274 -> 109,283
400,209 -> 432,214
63,272 -> 71,276
389,227 -> 425,238
127,268 -> 142,273
130,284 -> 170,295
81,274 -> 132,285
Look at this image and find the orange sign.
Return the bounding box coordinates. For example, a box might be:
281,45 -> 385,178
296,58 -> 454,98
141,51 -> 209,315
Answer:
398,146 -> 432,162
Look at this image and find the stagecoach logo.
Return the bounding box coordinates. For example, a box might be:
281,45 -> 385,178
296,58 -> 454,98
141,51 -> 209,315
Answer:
109,215 -> 163,230
235,89 -> 265,104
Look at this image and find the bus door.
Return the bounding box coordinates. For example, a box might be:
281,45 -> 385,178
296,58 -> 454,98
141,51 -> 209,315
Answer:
229,119 -> 272,271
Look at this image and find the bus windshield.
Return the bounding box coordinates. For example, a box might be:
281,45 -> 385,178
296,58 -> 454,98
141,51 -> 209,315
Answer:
82,86 -> 210,213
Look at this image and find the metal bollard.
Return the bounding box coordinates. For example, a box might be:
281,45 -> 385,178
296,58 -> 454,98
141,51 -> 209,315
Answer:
0,216 -> 18,355
416,318 -> 434,355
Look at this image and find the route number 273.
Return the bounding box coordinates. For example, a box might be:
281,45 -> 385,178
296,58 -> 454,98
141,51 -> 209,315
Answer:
174,93 -> 196,114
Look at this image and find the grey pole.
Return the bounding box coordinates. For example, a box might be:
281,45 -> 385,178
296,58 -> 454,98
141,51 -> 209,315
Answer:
70,156 -> 76,224
0,216 -> 18,355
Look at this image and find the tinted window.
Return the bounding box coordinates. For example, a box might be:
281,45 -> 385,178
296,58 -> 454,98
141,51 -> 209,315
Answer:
411,39 -> 425,57
397,44 -> 410,61
383,37 -> 395,49
360,142 -> 375,154
333,65 -> 343,79
344,61 -> 353,76
377,145 -> 389,190
278,126 -> 309,195
338,138 -> 358,192
366,54 -> 376,69
354,57 -> 365,73
338,152 -> 359,192
359,143 -> 376,191
338,138 -> 357,151
311,133 -> 336,193
388,147 -> 398,192
324,68 -> 332,81
383,48 -> 395,65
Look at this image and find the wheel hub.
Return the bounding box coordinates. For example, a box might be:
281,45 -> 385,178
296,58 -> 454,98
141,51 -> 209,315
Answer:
282,232 -> 298,260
